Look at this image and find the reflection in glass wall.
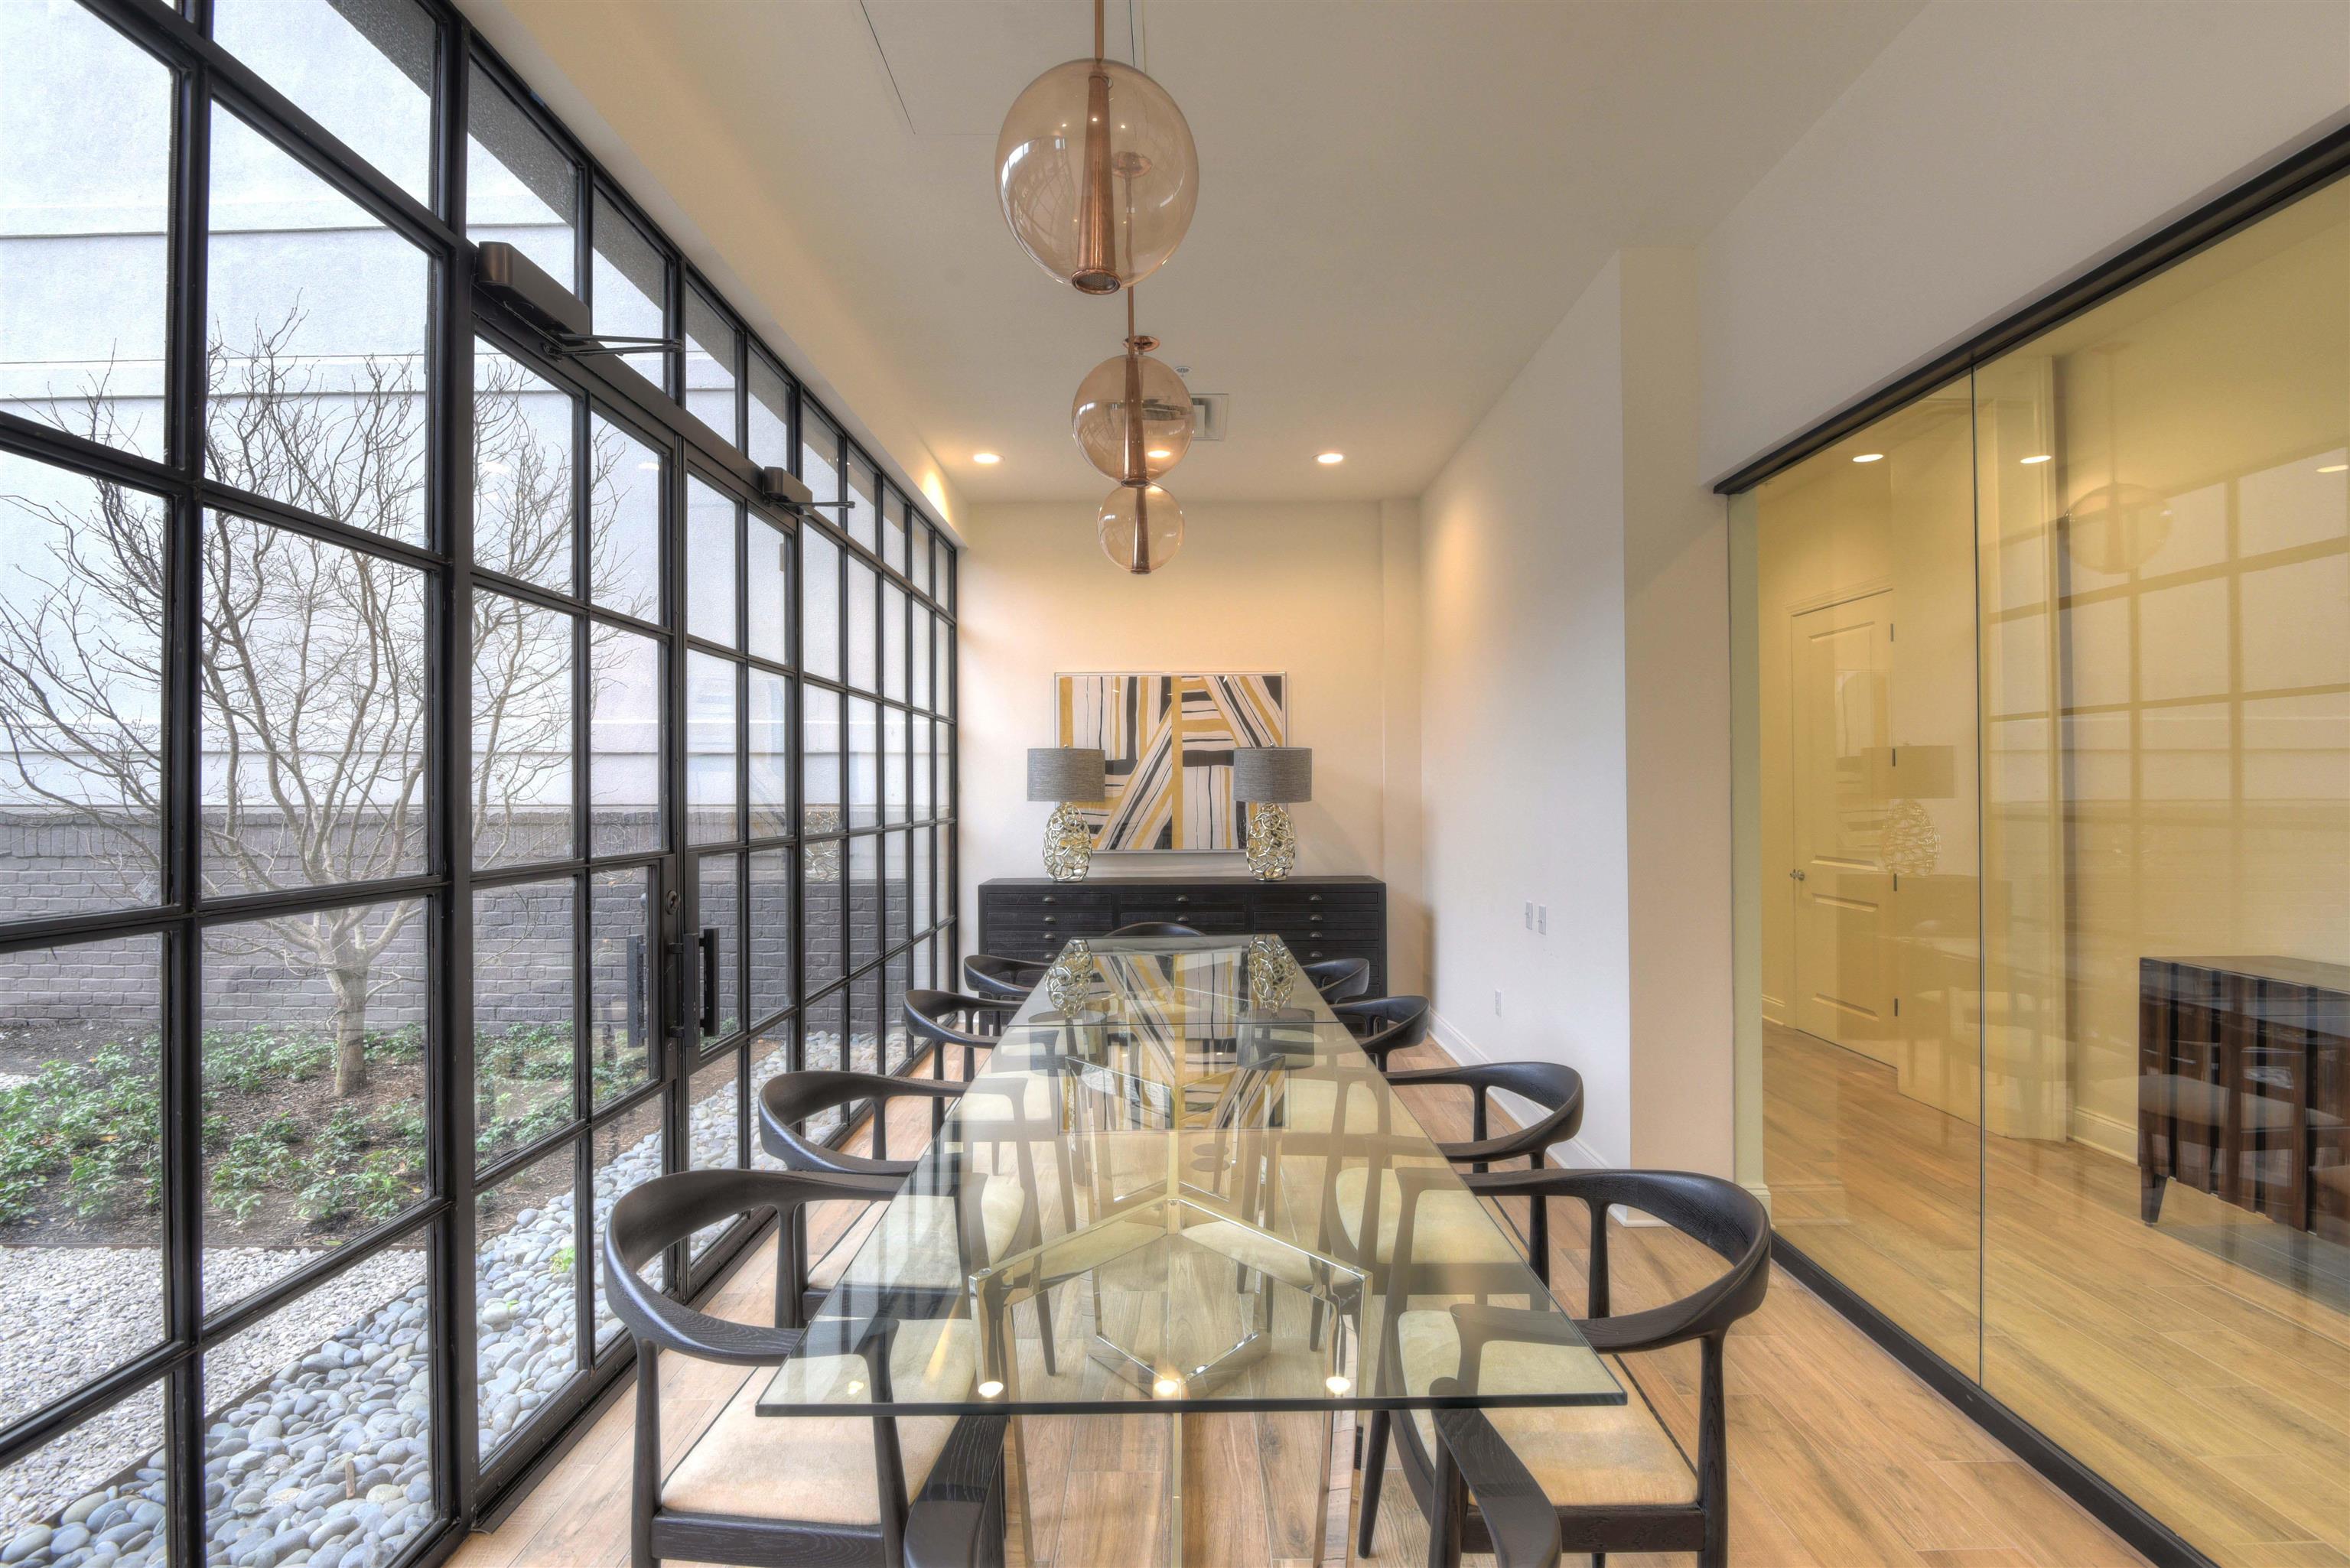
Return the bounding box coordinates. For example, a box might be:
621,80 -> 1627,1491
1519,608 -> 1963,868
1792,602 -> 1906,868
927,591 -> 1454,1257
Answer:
1750,172 -> 2350,1564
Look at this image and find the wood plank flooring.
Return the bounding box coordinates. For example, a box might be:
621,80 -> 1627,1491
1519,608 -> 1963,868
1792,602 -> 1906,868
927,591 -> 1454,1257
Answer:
448,1037 -> 2145,1568
1766,1023 -> 2350,1567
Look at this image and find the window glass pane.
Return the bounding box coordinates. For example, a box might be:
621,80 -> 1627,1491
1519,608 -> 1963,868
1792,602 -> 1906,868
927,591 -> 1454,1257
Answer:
847,834 -> 877,970
683,286 -> 737,444
589,624 -> 659,857
686,1049 -> 741,1257
797,990 -> 845,1139
748,355 -> 790,471
589,867 -> 654,1107
882,705 -> 907,825
0,0 -> 172,460
748,1026 -> 791,1169
885,950 -> 910,1072
882,581 -> 906,701
685,652 -> 737,845
215,0 -> 435,205
200,900 -> 428,1309
474,877 -> 577,1162
750,847 -> 791,1023
0,453 -> 166,917
848,969 -> 880,1075
800,414 -> 840,511
884,829 -> 907,946
847,697 -> 878,828
696,851 -> 740,1043
201,513 -> 427,895
845,457 -> 879,555
800,526 -> 840,682
846,558 -> 877,692
802,686 -> 838,837
476,1140 -> 578,1458
467,63 -> 578,291
207,111 -> 430,543
0,1381 -> 168,1563
592,190 -> 666,395
911,827 -> 933,932
911,716 -> 933,820
589,1093 -> 663,1350
200,1239 -> 436,1559
474,343 -> 574,592
750,669 -> 789,838
473,590 -> 576,869
589,414 -> 661,621
883,489 -> 909,573
749,514 -> 790,665
911,523 -> 933,598
0,935 -> 164,1433
686,477 -> 738,648
911,610 -> 933,711
802,842 -> 841,990
936,622 -> 952,718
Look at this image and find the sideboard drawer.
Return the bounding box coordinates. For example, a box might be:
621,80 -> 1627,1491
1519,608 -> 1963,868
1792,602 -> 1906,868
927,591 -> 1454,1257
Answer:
977,876 -> 1387,995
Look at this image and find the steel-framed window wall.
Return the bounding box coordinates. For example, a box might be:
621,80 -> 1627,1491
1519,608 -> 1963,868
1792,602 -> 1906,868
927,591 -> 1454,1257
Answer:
0,1 -> 959,1563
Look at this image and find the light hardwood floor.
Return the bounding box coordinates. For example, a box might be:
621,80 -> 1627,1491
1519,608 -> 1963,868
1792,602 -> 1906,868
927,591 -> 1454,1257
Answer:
1766,1023 -> 2350,1568
448,1038 -> 2147,1568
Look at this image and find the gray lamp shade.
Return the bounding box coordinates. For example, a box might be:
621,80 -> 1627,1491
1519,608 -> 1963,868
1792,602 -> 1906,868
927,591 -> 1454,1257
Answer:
1232,746 -> 1312,804
1027,747 -> 1106,802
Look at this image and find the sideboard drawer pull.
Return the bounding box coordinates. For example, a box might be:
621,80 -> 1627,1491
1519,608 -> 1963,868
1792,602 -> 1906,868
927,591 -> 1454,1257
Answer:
1041,895 -> 1056,906
1042,915 -> 1057,926
1175,894 -> 1190,904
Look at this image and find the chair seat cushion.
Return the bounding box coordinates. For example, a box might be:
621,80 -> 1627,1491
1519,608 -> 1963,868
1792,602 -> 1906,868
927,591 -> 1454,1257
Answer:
662,1319 -> 975,1524
1395,1309 -> 1694,1508
832,1175 -> 1030,1290
1332,1166 -> 1526,1268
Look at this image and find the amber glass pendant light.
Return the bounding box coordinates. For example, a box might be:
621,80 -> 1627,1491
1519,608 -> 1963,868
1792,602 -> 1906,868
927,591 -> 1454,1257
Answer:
1072,288 -> 1193,482
996,0 -> 1199,294
1098,480 -> 1183,574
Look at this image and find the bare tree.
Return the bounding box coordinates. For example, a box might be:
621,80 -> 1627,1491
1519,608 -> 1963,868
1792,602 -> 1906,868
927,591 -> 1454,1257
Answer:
0,307 -> 626,1096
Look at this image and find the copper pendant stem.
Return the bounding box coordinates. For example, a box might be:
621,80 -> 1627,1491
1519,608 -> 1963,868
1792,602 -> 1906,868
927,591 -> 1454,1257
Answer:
1074,0 -> 1117,292
1131,482 -> 1151,574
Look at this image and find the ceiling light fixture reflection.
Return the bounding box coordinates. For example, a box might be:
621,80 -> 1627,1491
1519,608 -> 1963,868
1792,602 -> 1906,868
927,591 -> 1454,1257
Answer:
1325,1375 -> 1352,1395
2320,464 -> 2347,474
977,1380 -> 1004,1399
1850,453 -> 1884,464
2020,454 -> 2052,465
1153,1377 -> 1181,1398
1316,451 -> 1345,466
973,452 -> 1001,465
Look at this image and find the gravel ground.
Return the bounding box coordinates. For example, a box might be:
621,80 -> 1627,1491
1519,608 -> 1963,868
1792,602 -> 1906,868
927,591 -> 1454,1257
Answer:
1,1034 -> 882,1566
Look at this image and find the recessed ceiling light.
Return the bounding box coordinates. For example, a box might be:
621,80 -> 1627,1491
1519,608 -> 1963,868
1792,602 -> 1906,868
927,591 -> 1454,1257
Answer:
972,452 -> 1001,465
1316,451 -> 1345,465
1851,453 -> 1884,464
2020,454 -> 2052,465
2320,464 -> 2347,474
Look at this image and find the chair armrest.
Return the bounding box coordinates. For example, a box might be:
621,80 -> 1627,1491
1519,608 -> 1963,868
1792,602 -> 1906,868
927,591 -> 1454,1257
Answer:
1428,1378 -> 1563,1568
903,1413 -> 1011,1568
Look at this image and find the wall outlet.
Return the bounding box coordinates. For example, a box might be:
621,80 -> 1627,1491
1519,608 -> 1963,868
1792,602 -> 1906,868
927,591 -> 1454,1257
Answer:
1493,988 -> 1503,1016
1523,901 -> 1533,930
1537,904 -> 1547,934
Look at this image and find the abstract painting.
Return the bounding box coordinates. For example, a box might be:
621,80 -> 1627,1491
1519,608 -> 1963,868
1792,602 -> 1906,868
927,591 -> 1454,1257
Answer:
1054,672 -> 1287,851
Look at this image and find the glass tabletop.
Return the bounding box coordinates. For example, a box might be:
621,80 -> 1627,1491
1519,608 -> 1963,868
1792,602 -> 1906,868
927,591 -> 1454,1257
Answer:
759,935 -> 1621,1417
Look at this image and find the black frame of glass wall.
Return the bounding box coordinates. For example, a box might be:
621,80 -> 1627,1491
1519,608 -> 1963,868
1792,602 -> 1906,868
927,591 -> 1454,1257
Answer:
1720,119 -> 2350,1568
0,1 -> 959,1562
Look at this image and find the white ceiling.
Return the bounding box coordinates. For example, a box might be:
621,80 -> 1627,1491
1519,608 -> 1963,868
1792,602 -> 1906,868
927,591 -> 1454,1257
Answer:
490,1 -> 1919,503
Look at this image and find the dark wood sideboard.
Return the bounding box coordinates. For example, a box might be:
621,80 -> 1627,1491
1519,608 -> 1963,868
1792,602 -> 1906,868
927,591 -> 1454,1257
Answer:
2139,955 -> 2348,1244
977,874 -> 1388,997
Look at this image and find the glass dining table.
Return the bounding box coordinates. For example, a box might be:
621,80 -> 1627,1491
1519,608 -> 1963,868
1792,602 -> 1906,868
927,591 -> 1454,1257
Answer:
758,934 -> 1619,1564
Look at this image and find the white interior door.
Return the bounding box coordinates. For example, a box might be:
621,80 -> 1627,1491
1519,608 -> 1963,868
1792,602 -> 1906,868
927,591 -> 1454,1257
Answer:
1791,592 -> 1896,1060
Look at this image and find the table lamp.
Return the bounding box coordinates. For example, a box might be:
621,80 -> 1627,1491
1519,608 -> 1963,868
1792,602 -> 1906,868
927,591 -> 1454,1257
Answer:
1028,747 -> 1106,882
1232,746 -> 1311,880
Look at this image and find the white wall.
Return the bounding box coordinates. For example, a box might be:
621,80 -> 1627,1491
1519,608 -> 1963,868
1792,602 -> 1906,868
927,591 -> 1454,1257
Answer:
1699,0 -> 2350,481
1419,255 -> 1636,1169
956,499 -> 1423,981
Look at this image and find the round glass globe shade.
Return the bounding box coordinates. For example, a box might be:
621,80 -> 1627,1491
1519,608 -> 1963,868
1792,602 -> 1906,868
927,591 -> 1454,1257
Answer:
1098,483 -> 1183,574
996,57 -> 1199,294
1071,351 -> 1193,482
2062,481 -> 2173,575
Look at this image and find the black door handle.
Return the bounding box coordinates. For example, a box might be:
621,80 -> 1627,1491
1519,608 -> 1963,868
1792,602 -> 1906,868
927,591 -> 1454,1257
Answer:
698,926 -> 720,1035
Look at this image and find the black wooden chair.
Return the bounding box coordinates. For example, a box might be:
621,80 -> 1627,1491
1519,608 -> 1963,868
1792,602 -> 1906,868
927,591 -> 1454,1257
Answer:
601,1167 -> 1008,1568
904,990 -> 1017,1123
1385,1059 -> 1584,1174
961,954 -> 1046,1002
1330,994 -> 1432,1069
1360,1169 -> 1771,1568
1302,955 -> 1372,1001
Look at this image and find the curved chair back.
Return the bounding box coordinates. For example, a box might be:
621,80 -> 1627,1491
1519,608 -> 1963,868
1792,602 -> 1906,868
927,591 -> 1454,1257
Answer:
757,1067 -> 965,1176
962,952 -> 1045,1000
1104,920 -> 1205,938
1303,955 -> 1373,1002
1386,1059 -> 1583,1171
1333,994 -> 1432,1067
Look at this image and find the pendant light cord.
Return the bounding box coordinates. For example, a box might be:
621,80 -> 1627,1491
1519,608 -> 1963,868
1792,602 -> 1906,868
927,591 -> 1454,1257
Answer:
1094,0 -> 1105,63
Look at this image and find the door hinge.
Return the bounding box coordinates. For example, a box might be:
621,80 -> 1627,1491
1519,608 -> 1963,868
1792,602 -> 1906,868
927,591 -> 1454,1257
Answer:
1893,997 -> 1902,1018
1892,871 -> 1899,893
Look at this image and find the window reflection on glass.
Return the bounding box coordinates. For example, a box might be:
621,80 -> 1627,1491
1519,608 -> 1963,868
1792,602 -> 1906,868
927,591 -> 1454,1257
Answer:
589,867 -> 654,1108
473,590 -> 576,868
474,345 -> 575,592
467,63 -> 578,291
0,0 -> 172,460
474,878 -> 578,1163
685,652 -> 738,845
0,454 -> 166,917
590,625 -> 660,857
592,189 -> 668,396
214,0 -> 436,205
207,109 -> 430,543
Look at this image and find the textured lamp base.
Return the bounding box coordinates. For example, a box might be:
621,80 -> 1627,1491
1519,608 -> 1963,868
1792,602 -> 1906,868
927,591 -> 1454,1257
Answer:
1243,801 -> 1297,881
1041,802 -> 1095,882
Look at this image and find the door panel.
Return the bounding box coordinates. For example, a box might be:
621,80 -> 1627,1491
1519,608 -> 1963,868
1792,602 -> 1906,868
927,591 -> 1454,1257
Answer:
1792,594 -> 1896,1059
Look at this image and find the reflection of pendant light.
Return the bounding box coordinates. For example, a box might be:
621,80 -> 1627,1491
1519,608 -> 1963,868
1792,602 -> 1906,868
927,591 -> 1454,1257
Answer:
1072,288 -> 1193,483
995,0 -> 1199,294
2062,343 -> 2171,574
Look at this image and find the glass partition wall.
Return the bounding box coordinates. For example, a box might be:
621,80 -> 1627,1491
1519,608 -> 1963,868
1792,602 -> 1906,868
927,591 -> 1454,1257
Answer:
0,4 -> 958,1564
1745,171 -> 2348,1563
